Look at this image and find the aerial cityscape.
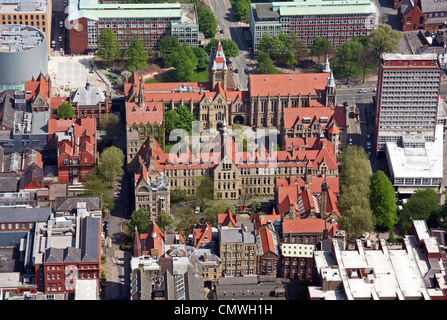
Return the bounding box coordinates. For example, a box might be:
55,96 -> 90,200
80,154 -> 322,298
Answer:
1,0 -> 447,305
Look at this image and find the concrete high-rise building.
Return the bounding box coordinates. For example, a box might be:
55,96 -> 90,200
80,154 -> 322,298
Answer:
374,53 -> 442,152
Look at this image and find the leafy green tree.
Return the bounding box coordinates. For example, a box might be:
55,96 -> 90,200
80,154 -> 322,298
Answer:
192,46 -> 209,71
164,104 -> 196,135
257,51 -> 277,74
231,0 -> 251,22
156,211 -> 172,231
367,24 -> 402,60
128,208 -> 152,235
370,170 -> 398,232
289,32 -> 306,64
205,38 -> 240,59
97,146 -> 125,184
159,35 -> 181,57
193,175 -> 214,207
311,37 -> 334,65
339,205 -> 375,241
97,28 -> 121,66
170,188 -> 191,205
358,43 -> 376,83
197,6 -> 217,38
57,102 -> 76,119
338,146 -> 374,240
100,113 -> 121,138
400,188 -> 440,234
125,39 -> 149,72
81,173 -> 115,212
336,37 -> 364,76
165,44 -> 198,81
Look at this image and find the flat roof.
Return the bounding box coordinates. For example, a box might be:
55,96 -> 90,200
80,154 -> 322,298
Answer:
0,0 -> 49,14
272,0 -> 377,16
382,53 -> 439,61
386,125 -> 443,179
69,0 -> 196,22
312,238 -> 432,299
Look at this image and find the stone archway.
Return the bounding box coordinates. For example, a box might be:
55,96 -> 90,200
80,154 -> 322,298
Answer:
233,115 -> 244,125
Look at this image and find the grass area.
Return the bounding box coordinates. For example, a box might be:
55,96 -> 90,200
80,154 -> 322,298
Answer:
189,68 -> 209,82
145,68 -> 209,83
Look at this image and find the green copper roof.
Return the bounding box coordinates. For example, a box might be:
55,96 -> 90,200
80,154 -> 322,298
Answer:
272,0 -> 377,16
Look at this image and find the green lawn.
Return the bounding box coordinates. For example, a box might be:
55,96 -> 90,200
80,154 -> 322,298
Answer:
145,68 -> 209,83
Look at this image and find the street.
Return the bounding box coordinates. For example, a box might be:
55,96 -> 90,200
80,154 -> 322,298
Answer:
208,0 -> 251,90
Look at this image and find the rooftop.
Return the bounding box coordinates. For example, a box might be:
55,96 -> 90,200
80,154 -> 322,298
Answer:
386,125 -> 443,180
0,0 -> 49,14
68,0 -> 197,23
0,25 -> 45,53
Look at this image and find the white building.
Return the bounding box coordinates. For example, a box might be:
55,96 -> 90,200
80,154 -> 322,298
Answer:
385,123 -> 443,195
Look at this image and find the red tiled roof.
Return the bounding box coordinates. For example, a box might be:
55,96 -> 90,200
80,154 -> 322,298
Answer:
193,223 -> 215,248
258,226 -> 279,256
50,96 -> 70,110
282,218 -> 342,236
25,73 -> 49,101
141,222 -> 164,256
276,177 -> 340,218
283,106 -> 346,129
218,207 -> 238,227
249,73 -> 330,97
126,101 -> 164,125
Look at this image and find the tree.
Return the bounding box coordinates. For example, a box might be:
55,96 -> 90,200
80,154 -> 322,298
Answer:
193,175 -> 214,208
289,32 -> 306,65
156,211 -> 172,231
205,38 -> 240,59
370,170 -> 398,232
367,24 -> 402,60
97,28 -> 121,66
336,37 -> 364,77
400,188 -> 440,234
192,46 -> 209,71
127,208 -> 151,235
97,146 -> 125,184
338,146 -> 374,240
339,205 -> 375,241
311,37 -> 334,65
257,51 -> 277,74
164,104 -> 196,135
170,188 -> 191,205
231,0 -> 251,22
165,44 -> 198,81
125,39 -> 149,72
197,6 -> 217,38
159,35 -> 181,57
57,102 -> 75,119
81,173 -> 115,212
357,44 -> 376,83
100,113 -> 121,138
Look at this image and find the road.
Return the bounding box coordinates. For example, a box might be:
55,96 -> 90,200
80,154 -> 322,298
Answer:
208,0 -> 251,90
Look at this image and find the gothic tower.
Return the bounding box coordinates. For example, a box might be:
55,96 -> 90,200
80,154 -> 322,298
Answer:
209,39 -> 228,90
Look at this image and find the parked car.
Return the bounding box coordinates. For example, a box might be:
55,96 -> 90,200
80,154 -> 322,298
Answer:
358,89 -> 368,93
367,134 -> 371,140
367,142 -> 371,149
234,69 -> 239,73
195,207 -> 200,214
348,138 -> 353,145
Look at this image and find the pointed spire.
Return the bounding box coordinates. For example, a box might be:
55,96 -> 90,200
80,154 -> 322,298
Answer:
322,54 -> 331,73
327,71 -> 335,88
131,225 -> 142,257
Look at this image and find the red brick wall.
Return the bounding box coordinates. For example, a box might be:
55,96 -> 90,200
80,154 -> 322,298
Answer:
400,5 -> 425,31
69,18 -> 89,54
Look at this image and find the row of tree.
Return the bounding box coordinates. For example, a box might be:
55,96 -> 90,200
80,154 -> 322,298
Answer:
256,24 -> 402,82
81,146 -> 125,213
97,29 -> 149,71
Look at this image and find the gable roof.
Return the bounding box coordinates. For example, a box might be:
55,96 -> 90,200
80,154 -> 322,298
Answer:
283,106 -> 346,129
282,218 -> 342,236
249,72 -> 330,97
126,101 -> 164,126
257,225 -> 280,257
